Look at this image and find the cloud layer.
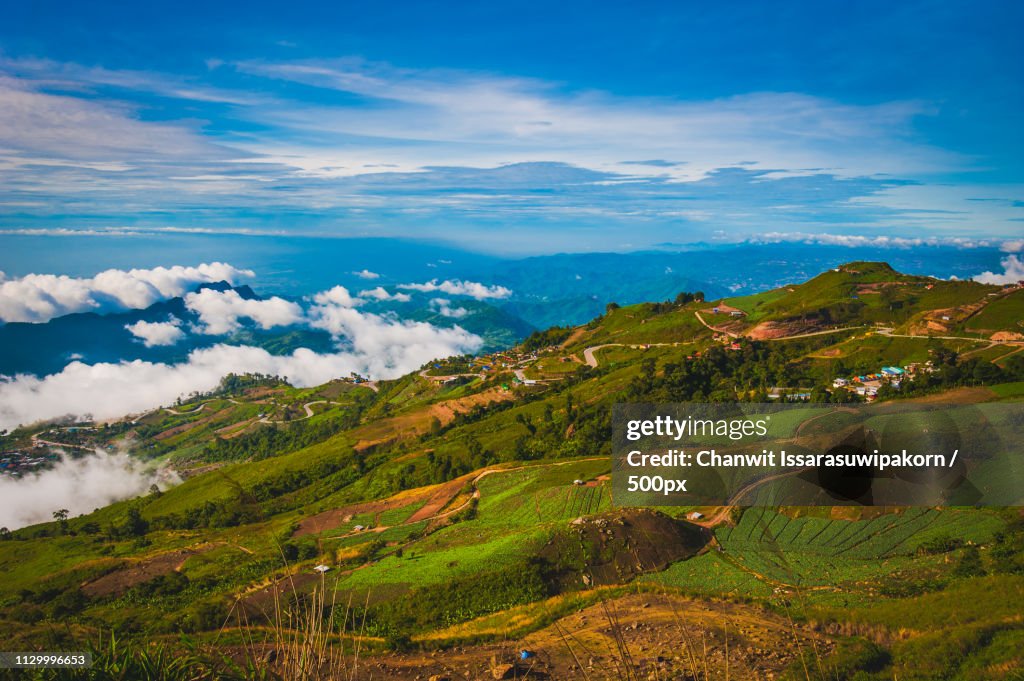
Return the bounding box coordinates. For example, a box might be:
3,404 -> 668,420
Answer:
0,285 -> 483,429
0,450 -> 174,530
0,262 -> 253,323
1,55 -> 1021,249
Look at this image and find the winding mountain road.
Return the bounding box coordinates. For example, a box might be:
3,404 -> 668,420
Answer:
259,400 -> 338,424
694,311 -> 740,338
162,398 -> 241,416
875,327 -> 1022,344
418,368 -> 481,382
582,343 -> 679,368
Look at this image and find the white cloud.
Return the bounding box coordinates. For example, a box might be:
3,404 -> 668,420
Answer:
125,318 -> 185,347
2,57 -> 1020,246
0,57 -> 262,107
359,286 -> 411,302
752,232 -> 999,249
430,298 -> 469,318
0,74 -> 226,167
1001,240 -> 1024,254
233,58 -> 958,183
311,285 -> 363,308
973,255 -> 1024,285
352,269 -> 381,279
398,279 -> 512,300
307,295 -> 481,364
0,262 -> 253,323
0,333 -> 482,431
184,288 -> 304,335
0,450 -> 177,530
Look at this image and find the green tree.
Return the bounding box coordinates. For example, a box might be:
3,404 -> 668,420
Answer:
52,509 -> 69,534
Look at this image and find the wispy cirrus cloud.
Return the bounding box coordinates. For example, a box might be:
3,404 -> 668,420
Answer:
230,57 -> 958,182
0,56 -> 263,106
0,74 -> 233,168
0,54 -> 1022,250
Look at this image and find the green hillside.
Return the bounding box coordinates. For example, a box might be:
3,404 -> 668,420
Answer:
718,261 -> 1004,335
1,263 -> 1023,679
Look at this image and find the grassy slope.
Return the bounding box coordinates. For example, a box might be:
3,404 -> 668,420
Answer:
1,262 -> 1023,676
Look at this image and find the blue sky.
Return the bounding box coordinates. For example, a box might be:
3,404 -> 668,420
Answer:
0,0 -> 1021,253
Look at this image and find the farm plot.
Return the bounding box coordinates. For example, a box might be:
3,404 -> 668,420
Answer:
336,524 -> 551,592
332,520 -> 430,550
643,552 -> 774,598
715,508 -> 1004,588
475,464 -> 612,527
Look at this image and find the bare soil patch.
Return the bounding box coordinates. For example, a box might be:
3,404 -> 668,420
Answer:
901,386 -> 996,405
405,473 -> 476,524
294,487 -> 436,537
747,319 -> 819,340
81,548 -> 200,598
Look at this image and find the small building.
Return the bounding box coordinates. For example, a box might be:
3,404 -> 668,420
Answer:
730,310 -> 745,317
573,479 -> 584,486
353,525 -> 365,532
687,511 -> 704,520
313,564 -> 331,573
832,378 -> 848,388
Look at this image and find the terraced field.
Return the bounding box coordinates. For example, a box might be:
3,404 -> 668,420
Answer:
715,507 -> 1004,589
